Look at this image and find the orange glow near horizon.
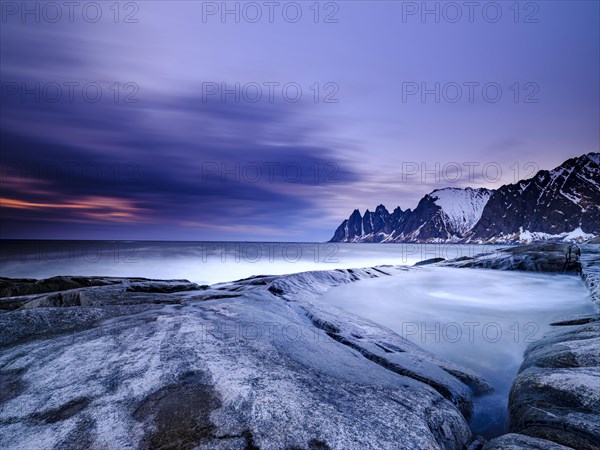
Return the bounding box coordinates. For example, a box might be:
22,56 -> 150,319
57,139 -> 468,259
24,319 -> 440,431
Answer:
0,196 -> 144,222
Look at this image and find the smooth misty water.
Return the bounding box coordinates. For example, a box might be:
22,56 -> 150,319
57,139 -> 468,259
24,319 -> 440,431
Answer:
0,240 -> 503,285
319,267 -> 596,438
3,240 -> 590,439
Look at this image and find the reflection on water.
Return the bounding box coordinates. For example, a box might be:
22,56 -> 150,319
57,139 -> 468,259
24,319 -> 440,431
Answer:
318,267 -> 596,438
0,240 -> 503,285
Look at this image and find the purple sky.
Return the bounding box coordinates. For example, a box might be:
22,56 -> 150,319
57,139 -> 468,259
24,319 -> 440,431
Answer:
1,1 -> 599,241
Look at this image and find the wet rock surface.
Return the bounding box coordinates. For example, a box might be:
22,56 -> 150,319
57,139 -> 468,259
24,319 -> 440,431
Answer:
0,277 -> 204,311
508,315 -> 600,450
1,243 -> 597,449
482,433 -> 574,449
420,243 -> 600,448
133,371 -> 221,450
441,243 -> 581,273
32,397 -> 93,424
414,257 -> 446,266
492,245 -> 600,450
579,244 -> 600,306
0,269 -> 485,450
0,368 -> 27,405
0,275 -> 128,299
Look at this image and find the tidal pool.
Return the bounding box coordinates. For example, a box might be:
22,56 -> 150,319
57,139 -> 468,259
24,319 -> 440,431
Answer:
318,266 -> 596,438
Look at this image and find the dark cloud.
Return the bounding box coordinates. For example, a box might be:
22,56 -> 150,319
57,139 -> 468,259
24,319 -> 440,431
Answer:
1,82 -> 359,238
2,1 -> 598,240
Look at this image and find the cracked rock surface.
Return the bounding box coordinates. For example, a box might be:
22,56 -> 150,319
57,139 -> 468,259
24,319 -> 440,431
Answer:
505,315 -> 600,450
0,268 -> 487,450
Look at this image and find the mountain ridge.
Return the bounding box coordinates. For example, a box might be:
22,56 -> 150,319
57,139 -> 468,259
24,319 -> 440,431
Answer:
330,152 -> 600,244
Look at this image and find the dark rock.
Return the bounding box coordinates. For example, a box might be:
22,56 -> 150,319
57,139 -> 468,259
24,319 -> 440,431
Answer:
414,257 -> 445,266
442,243 -> 581,273
550,314 -> 600,326
133,371 -> 221,450
579,244 -> 600,306
0,276 -> 203,310
200,294 -> 241,300
288,439 -> 331,450
32,397 -> 92,423
482,433 -> 573,449
308,439 -> 331,450
466,436 -> 486,450
55,415 -> 96,450
508,318 -> 600,450
125,281 -> 204,293
0,368 -> 27,405
0,276 -> 121,298
330,153 -> 600,243
268,285 -> 285,296
361,205 -> 393,241
470,153 -> 600,241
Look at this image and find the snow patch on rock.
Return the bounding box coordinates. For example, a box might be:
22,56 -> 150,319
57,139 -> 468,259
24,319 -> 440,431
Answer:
430,187 -> 493,235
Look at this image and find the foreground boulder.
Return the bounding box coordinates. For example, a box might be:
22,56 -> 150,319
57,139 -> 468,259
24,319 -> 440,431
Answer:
0,276 -> 205,310
507,315 -> 600,450
579,244 -> 600,306
432,243 -> 600,448
0,269 -> 488,450
441,243 -> 580,273
0,275 -> 127,299
482,433 -> 573,449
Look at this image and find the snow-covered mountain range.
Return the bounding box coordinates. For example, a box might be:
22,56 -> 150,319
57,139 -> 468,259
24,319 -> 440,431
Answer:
330,153 -> 600,244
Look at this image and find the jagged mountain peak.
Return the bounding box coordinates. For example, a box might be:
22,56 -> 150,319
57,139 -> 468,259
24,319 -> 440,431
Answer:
468,152 -> 599,242
426,187 -> 494,235
330,153 -> 599,244
585,152 -> 600,165
429,186 -> 491,195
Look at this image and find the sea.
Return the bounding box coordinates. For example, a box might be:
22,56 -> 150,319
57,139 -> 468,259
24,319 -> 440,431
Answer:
1,240 -> 594,439
0,240 -> 504,285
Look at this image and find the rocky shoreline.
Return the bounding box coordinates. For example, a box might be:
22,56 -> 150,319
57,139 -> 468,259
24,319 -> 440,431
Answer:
0,269 -> 489,449
0,243 -> 598,449
579,244 -> 600,307
441,243 -> 600,449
